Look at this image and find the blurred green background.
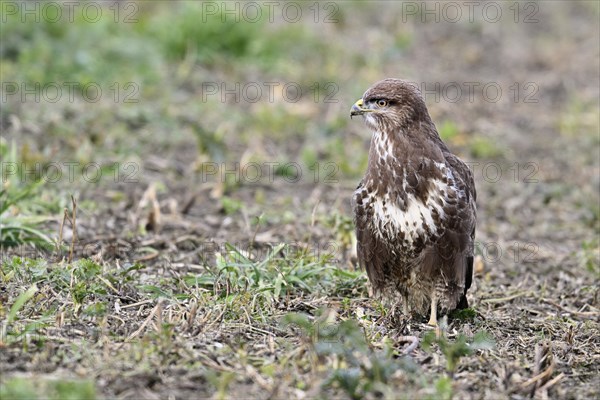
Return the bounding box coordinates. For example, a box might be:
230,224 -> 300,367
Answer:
2,1 -> 598,189
2,0 -> 598,246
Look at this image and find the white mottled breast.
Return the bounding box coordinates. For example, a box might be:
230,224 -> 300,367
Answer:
372,191 -> 438,243
356,126 -> 458,245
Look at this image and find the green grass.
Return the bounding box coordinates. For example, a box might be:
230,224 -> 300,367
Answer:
438,120 -> 460,142
1,3 -> 164,88
469,136 -> 505,159
0,140 -> 54,250
579,240 -> 600,278
5,239 -> 495,398
0,242 -> 366,343
0,378 -> 96,400
187,242 -> 367,301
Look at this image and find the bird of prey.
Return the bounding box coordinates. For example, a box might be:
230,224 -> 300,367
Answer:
350,79 -> 476,326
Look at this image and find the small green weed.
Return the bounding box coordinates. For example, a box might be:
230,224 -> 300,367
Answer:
0,140 -> 53,250
282,310 -> 417,399
579,240 -> 600,278
448,307 -> 478,322
423,330 -> 495,376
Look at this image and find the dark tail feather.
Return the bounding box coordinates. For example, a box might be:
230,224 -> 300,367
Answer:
457,255 -> 474,309
465,255 -> 473,291
457,293 -> 469,309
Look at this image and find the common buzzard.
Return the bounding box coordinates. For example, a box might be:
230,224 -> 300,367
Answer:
350,79 -> 476,325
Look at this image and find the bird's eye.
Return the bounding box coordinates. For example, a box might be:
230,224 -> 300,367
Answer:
376,99 -> 388,107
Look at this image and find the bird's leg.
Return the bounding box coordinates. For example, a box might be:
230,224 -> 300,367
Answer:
427,291 -> 438,326
402,294 -> 410,315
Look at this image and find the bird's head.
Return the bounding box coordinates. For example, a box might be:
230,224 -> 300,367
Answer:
350,78 -> 430,133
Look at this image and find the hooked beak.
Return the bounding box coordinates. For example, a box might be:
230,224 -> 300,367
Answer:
350,98 -> 372,118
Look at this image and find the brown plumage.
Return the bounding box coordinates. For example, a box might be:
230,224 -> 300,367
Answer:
350,79 -> 476,325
